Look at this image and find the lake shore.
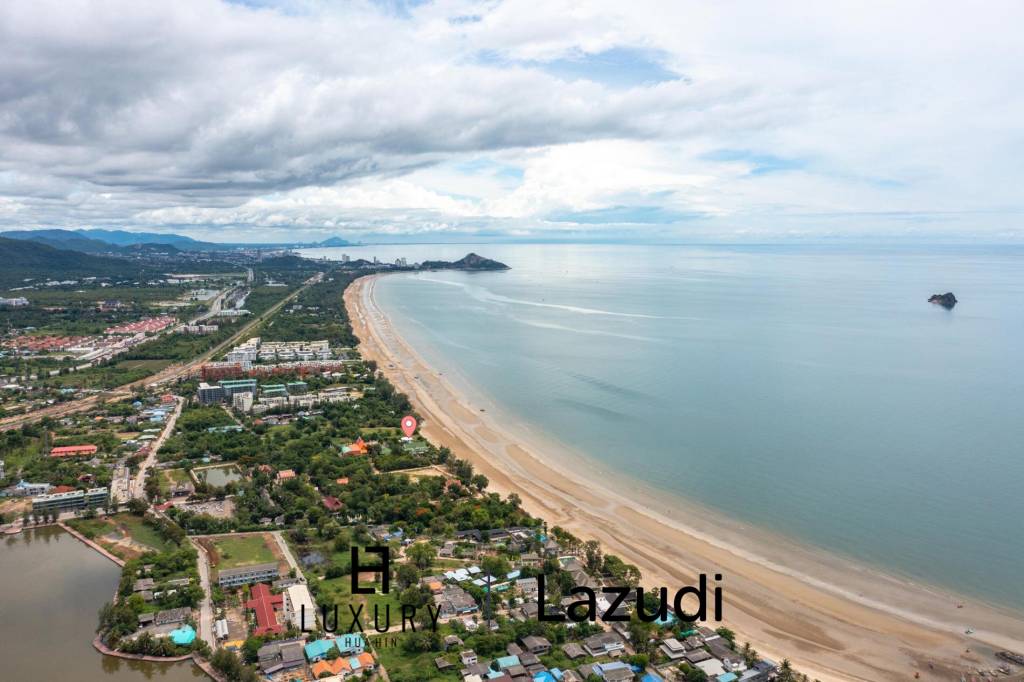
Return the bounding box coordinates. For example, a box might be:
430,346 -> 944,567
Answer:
346,272 -> 1024,682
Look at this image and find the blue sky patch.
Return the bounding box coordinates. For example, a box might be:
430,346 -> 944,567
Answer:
547,205 -> 701,225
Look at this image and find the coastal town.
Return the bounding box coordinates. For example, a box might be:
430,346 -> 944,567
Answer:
2,249 -> 1022,682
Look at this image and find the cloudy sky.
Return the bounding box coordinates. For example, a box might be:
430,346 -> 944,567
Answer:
1,0 -> 1022,243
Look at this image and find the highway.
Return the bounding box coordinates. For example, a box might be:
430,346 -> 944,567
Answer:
0,272 -> 320,431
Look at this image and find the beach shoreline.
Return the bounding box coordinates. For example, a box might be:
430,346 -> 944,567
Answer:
346,272 -> 1024,682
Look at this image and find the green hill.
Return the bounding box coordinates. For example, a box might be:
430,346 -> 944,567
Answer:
0,237 -> 153,288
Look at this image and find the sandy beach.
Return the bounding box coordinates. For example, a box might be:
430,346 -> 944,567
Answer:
346,273 -> 1024,682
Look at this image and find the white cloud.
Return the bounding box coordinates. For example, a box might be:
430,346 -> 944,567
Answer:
0,0 -> 1021,240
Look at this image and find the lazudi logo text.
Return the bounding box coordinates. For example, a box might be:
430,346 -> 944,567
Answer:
301,546 -> 724,633
537,572 -> 724,623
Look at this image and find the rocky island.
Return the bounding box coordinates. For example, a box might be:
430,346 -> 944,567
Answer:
421,252 -> 510,271
928,292 -> 958,309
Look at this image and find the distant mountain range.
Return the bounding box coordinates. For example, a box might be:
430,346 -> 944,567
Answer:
0,228 -> 353,252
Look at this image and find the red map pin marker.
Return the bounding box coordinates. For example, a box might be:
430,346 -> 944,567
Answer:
401,415 -> 417,437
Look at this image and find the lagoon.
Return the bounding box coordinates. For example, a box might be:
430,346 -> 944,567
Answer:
0,527 -> 204,681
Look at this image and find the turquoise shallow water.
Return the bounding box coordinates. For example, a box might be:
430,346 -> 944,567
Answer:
308,243 -> 1024,610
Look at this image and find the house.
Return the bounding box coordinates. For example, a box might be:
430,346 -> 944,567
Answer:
506,643 -> 523,657
276,469 -> 296,483
517,577 -> 539,598
695,658 -> 726,678
739,660 -> 777,682
305,638 -> 339,662
322,495 -> 343,512
336,633 -> 366,656
460,650 -> 479,666
503,664 -> 528,678
561,643 -> 586,660
133,578 -> 156,592
435,657 -> 454,671
659,637 -> 687,661
343,436 -> 369,456
520,635 -> 551,655
154,607 -> 191,626
583,632 -> 626,657
495,654 -> 521,670
311,658 -> 352,679
435,585 -> 479,616
520,552 -> 541,567
444,634 -> 465,650
520,653 -> 542,671
257,639 -> 306,675
594,662 -> 635,682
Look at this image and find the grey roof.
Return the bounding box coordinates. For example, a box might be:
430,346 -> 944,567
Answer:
154,607 -> 191,625
561,643 -> 586,659
522,635 -> 550,651
218,561 -> 279,578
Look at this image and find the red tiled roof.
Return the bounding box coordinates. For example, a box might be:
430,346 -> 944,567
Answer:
50,444 -> 98,457
322,495 -> 343,511
245,583 -> 284,636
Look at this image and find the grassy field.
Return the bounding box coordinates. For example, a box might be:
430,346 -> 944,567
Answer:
68,512 -> 177,559
43,358 -> 172,389
375,640 -> 459,682
164,468 -> 192,484
209,534 -> 277,570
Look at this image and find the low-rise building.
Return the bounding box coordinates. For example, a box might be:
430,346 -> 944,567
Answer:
31,487 -> 107,514
218,562 -> 280,588
50,444 -> 98,458
583,631 -> 626,657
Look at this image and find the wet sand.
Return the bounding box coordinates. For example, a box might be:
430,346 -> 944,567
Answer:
346,273 -> 1024,681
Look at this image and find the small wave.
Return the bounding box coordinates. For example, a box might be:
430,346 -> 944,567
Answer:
512,316 -> 663,344
416,276 -> 694,320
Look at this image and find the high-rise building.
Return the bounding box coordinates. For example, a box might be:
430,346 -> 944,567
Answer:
232,391 -> 254,413
197,382 -> 226,405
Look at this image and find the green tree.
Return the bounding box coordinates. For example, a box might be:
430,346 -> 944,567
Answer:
406,542 -> 435,570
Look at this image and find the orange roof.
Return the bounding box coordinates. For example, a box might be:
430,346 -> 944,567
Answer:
311,658 -> 351,678
276,469 -> 296,481
50,444 -> 98,457
336,477 -> 349,485
347,436 -> 368,454
357,652 -> 375,668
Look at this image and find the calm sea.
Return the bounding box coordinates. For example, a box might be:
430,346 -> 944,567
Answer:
305,243 -> 1024,610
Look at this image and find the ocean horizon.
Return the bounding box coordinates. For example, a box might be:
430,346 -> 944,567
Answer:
307,242 -> 1024,612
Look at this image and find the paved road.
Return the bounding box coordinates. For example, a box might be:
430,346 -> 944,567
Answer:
0,272 -> 321,431
271,530 -> 302,577
133,397 -> 183,500
191,537 -> 218,650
